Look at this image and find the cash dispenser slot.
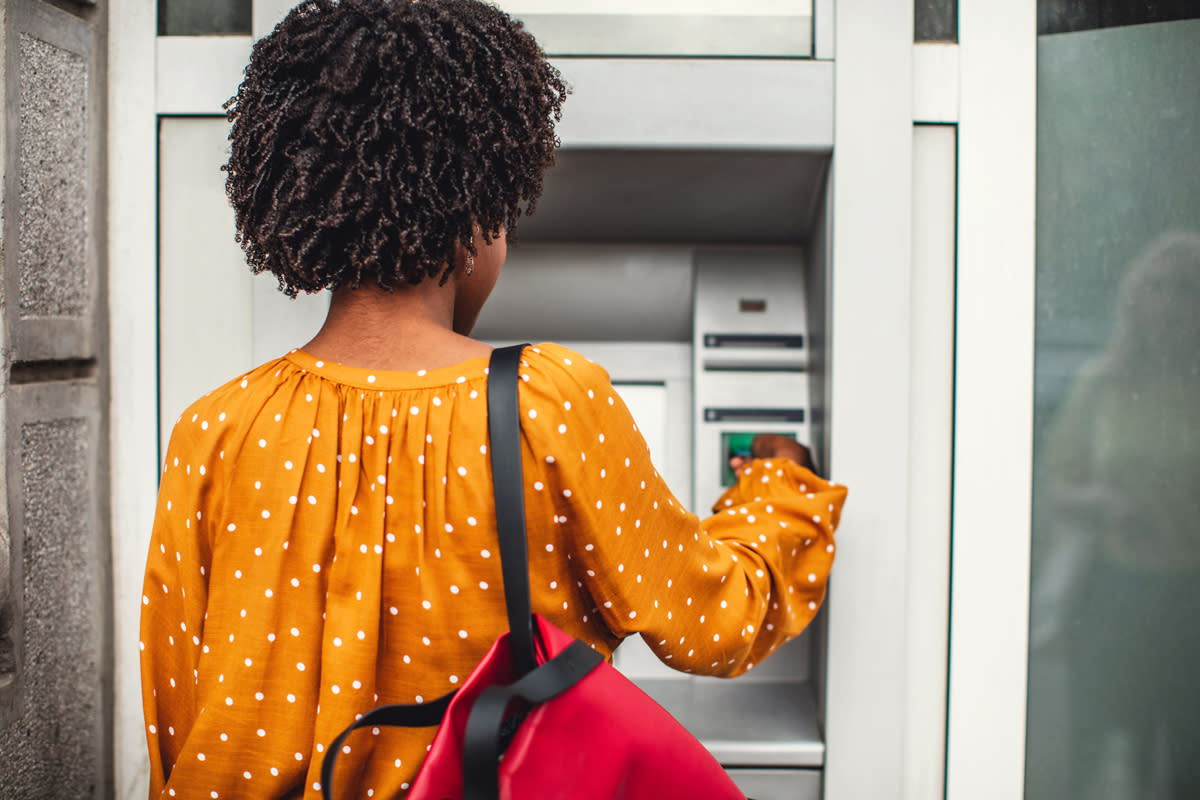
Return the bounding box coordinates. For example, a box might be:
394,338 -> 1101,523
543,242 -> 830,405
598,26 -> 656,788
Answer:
703,334 -> 806,372
704,333 -> 805,349
702,354 -> 807,372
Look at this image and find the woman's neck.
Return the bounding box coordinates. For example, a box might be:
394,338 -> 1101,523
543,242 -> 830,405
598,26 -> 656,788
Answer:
302,281 -> 491,371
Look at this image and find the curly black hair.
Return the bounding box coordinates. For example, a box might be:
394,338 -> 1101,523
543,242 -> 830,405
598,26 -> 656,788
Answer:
223,0 -> 568,296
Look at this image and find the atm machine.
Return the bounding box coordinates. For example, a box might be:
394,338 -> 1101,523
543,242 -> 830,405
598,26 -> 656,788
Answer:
158,145 -> 833,800
154,12 -> 837,798
473,148 -> 833,800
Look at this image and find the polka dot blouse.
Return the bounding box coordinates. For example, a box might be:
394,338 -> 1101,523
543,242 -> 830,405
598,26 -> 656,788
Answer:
140,342 -> 847,799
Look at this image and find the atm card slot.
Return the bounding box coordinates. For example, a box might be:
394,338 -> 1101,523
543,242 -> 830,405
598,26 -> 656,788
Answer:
704,408 -> 806,423
703,333 -> 805,349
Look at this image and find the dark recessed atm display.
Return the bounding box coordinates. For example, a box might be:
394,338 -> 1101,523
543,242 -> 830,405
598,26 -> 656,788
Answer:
721,431 -> 798,487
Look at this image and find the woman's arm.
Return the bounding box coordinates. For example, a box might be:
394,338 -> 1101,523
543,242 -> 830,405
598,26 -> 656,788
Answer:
139,419 -> 214,791
518,344 -> 846,677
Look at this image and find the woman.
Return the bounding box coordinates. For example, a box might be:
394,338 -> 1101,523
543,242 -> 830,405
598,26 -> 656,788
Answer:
139,2 -> 847,798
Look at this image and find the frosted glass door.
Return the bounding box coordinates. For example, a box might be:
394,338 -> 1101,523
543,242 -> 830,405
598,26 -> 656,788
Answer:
1026,17 -> 1200,800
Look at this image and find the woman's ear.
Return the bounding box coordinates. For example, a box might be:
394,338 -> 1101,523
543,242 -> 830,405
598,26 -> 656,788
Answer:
451,228 -> 506,336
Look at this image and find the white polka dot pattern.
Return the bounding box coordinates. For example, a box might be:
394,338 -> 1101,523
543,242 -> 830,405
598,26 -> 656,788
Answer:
140,342 -> 845,799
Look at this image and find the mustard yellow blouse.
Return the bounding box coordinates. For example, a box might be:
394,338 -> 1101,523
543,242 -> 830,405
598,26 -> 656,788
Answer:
140,342 -> 846,799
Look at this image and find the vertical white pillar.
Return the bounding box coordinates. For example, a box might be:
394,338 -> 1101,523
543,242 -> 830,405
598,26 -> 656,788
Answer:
107,3 -> 158,797
946,2 -> 1037,798
825,2 -> 914,797
904,123 -> 957,800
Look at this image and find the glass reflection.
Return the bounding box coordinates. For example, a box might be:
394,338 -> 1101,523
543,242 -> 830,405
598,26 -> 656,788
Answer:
1031,234 -> 1200,796
1028,18 -> 1200,800
914,0 -> 957,42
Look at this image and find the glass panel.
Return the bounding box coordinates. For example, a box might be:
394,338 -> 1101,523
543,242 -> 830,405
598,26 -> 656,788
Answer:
915,0 -> 957,42
1039,0 -> 1200,34
1027,17 -> 1200,800
493,0 -> 814,57
159,0 -> 252,36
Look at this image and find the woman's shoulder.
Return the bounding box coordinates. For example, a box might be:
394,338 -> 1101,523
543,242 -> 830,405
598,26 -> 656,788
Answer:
178,355 -> 294,416
520,342 -> 614,399
163,355 -> 298,453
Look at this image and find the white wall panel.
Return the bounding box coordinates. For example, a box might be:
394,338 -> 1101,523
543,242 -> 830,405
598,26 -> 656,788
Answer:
553,60 -> 833,150
157,117 -> 329,447
157,117 -> 254,448
155,36 -> 250,116
913,43 -> 961,123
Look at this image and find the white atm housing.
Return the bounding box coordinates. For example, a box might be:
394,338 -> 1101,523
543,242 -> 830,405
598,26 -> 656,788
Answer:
693,252 -> 812,505
157,137 -> 834,800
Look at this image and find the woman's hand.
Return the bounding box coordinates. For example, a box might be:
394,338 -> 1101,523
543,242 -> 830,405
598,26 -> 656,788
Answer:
728,434 -> 815,473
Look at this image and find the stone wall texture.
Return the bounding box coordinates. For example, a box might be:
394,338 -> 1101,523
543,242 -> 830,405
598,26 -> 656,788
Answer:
0,1 -> 110,797
0,395 -> 104,798
4,0 -> 97,363
18,32 -> 90,319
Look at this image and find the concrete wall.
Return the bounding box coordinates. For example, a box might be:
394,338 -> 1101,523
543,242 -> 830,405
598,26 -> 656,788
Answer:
0,0 -> 111,797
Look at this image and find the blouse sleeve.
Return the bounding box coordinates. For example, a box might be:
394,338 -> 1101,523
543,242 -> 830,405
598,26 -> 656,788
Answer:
519,345 -> 847,677
139,417 -> 215,791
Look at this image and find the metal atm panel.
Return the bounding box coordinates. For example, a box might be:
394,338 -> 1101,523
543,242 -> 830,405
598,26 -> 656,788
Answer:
473,139 -> 831,800
638,250 -> 824,781
694,251 -> 812,505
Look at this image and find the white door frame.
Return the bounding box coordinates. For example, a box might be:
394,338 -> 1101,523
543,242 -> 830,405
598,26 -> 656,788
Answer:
824,1 -> 917,796
107,3 -> 160,798
946,2 -> 1037,798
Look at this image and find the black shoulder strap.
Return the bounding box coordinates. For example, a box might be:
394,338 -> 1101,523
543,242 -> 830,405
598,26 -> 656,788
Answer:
319,689 -> 455,799
462,640 -> 605,800
321,343 -> 545,800
486,344 -> 538,677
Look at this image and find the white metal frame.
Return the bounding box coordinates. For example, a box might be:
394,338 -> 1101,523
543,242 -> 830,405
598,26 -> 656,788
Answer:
824,1 -> 915,797
905,123 -> 956,800
946,1 -> 1037,798
813,0 -> 835,59
902,38 -> 962,800
913,43 -> 960,125
107,4 -> 158,799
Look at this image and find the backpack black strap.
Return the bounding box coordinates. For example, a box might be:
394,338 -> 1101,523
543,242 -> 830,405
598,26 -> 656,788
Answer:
461,344 -> 606,800
486,344 -> 539,677
319,689 -> 455,799
462,639 -> 605,800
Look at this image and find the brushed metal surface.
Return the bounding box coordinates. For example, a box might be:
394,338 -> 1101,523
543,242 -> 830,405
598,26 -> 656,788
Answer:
637,678 -> 824,767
